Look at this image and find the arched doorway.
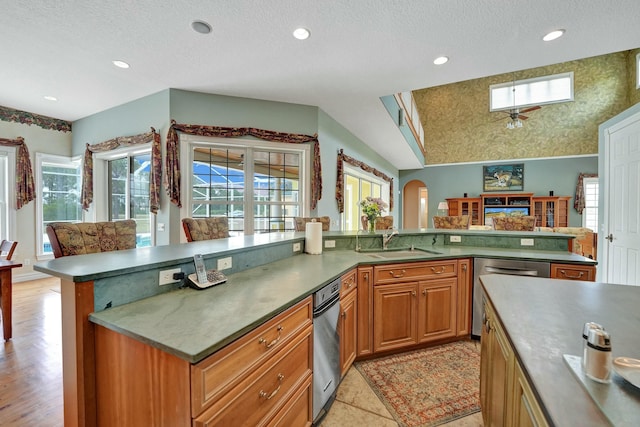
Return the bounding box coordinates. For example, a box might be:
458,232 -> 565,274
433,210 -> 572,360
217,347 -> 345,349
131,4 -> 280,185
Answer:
403,180 -> 427,229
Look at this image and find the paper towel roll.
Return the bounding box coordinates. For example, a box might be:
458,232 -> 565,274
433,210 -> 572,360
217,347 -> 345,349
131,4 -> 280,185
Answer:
305,221 -> 323,254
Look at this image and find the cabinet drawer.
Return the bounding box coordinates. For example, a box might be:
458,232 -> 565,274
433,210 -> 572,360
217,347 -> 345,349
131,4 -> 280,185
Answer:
551,264 -> 596,281
340,269 -> 357,298
374,260 -> 457,284
191,297 -> 312,416
193,328 -> 313,427
266,373 -> 313,427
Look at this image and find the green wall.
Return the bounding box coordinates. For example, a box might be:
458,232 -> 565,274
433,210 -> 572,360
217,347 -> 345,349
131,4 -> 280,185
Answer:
401,156 -> 598,227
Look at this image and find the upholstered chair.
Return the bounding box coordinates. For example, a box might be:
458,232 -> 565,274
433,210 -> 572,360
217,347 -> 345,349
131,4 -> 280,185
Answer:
182,217 -> 231,242
0,240 -> 18,260
293,216 -> 331,231
46,220 -> 137,258
360,215 -> 394,230
433,215 -> 470,229
491,216 -> 536,231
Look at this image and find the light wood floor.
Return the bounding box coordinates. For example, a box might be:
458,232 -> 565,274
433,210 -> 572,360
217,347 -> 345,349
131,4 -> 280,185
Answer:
0,277 -> 63,426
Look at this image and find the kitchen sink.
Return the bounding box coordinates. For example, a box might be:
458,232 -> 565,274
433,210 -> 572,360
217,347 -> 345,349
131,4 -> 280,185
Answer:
360,247 -> 442,259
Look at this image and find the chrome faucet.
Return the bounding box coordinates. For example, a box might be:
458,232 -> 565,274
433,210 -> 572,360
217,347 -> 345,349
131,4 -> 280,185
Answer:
355,229 -> 363,252
382,227 -> 399,250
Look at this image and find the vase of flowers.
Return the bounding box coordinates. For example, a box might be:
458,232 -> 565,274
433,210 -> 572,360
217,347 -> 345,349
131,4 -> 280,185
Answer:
360,197 -> 388,233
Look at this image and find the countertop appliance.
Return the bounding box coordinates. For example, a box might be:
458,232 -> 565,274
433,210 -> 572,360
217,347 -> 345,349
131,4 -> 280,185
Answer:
472,257 -> 550,337
312,277 -> 342,424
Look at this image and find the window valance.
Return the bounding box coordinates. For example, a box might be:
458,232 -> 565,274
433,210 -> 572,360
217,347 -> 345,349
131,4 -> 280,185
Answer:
165,121 -> 322,209
336,149 -> 393,213
81,128 -> 161,213
0,136 -> 35,209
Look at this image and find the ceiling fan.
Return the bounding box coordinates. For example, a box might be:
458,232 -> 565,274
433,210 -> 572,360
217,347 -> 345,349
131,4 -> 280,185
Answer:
495,105 -> 541,129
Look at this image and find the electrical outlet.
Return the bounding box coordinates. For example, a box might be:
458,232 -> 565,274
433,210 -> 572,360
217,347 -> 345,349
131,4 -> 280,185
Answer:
159,268 -> 181,285
449,235 -> 461,243
520,238 -> 535,246
324,240 -> 336,248
293,242 -> 301,252
217,257 -> 232,270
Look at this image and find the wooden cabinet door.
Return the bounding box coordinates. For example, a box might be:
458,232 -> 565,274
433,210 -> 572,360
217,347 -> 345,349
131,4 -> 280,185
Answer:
357,266 -> 373,357
339,289 -> 357,377
417,278 -> 457,343
373,282 -> 418,352
512,361 -> 549,427
481,302 -> 514,427
456,259 -> 472,337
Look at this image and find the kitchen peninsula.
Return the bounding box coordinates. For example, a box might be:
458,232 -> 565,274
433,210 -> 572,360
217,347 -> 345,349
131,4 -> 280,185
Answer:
480,275 -> 640,426
34,229 -> 596,426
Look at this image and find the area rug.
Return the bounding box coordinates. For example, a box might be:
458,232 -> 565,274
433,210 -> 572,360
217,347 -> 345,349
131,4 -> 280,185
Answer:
354,340 -> 481,427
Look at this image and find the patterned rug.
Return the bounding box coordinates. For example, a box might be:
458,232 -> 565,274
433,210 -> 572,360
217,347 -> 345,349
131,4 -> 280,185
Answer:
354,340 -> 481,427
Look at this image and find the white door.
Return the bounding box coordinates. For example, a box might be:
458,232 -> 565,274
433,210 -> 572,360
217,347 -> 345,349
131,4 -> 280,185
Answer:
602,111 -> 640,285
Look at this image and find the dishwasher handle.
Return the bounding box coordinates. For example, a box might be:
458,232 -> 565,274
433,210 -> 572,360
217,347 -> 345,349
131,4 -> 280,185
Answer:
313,294 -> 340,317
484,266 -> 540,276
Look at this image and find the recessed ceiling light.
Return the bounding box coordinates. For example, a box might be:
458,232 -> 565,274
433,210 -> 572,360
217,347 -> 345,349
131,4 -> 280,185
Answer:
433,56 -> 449,65
543,29 -> 565,42
293,27 -> 310,40
112,60 -> 130,69
44,95 -> 57,101
192,20 -> 212,34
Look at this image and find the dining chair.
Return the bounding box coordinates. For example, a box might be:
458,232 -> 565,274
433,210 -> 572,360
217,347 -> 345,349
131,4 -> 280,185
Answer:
293,216 -> 330,232
0,240 -> 18,261
182,217 -> 231,242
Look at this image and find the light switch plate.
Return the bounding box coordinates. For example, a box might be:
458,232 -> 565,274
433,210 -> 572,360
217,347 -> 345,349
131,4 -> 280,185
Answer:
324,240 -> 336,248
293,242 -> 301,252
520,238 -> 535,246
450,235 -> 462,243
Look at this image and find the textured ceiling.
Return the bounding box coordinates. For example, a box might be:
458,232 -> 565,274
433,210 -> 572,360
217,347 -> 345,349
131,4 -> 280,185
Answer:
2,0 -> 640,169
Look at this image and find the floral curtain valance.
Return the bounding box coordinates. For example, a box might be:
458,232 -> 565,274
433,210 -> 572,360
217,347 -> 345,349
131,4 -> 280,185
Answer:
0,136 -> 36,209
336,149 -> 394,213
81,128 -> 161,213
574,172 -> 598,214
165,120 -> 322,209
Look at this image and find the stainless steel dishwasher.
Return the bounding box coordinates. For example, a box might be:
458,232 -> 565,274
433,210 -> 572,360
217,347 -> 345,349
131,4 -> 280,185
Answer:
312,277 -> 342,424
472,257 -> 550,337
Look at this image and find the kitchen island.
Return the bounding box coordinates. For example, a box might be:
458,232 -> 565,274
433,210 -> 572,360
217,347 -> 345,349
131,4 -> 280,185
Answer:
480,274 -> 640,426
34,229 -> 595,426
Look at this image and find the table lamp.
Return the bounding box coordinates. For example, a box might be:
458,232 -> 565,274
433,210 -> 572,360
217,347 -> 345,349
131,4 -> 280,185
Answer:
437,201 -> 449,216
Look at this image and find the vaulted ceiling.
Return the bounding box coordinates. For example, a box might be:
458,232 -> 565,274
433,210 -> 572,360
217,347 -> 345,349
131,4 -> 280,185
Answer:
2,1 -> 640,169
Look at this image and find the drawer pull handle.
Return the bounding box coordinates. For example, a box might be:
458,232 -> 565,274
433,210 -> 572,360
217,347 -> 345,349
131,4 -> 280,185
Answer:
560,270 -> 584,279
412,290 -> 416,297
389,269 -> 406,278
259,373 -> 285,400
431,266 -> 446,274
422,289 -> 427,296
258,325 -> 284,349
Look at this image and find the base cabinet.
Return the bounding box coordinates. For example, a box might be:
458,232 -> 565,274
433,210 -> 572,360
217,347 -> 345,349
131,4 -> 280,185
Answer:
551,263 -> 596,281
339,269 -> 358,377
480,299 -> 548,427
357,266 -> 374,357
95,297 -> 314,427
372,259 -> 461,354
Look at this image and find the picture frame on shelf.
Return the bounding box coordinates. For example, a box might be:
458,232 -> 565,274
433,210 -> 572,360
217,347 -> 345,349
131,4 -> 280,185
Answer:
482,163 -> 524,192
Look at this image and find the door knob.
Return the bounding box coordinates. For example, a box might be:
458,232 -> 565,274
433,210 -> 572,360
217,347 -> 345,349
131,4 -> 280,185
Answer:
605,234 -> 613,242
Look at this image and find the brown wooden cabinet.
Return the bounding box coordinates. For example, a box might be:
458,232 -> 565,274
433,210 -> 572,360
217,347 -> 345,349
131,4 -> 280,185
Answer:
339,270 -> 357,377
95,297 -> 314,427
456,258 -> 472,337
550,263 -> 596,281
481,193 -> 534,225
533,196 -> 570,228
372,259 -> 459,353
480,299 -> 549,427
446,197 -> 482,225
357,266 -> 373,357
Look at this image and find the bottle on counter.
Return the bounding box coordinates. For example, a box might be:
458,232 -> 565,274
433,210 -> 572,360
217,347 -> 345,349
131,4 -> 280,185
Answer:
582,322 -> 604,369
585,328 -> 612,383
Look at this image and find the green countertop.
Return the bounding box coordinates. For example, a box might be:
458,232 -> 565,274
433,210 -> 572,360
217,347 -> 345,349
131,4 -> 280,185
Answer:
88,245 -> 595,364
480,275 -> 640,427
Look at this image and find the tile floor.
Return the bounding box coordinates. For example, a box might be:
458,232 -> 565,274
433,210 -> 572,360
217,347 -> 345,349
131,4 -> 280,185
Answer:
320,366 -> 483,427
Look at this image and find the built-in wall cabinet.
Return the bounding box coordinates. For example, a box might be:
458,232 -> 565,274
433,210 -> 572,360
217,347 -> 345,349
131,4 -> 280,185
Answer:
447,193 -> 570,228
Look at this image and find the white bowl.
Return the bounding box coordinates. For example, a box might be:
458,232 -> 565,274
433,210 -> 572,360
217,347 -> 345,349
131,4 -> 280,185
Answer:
612,357 -> 640,388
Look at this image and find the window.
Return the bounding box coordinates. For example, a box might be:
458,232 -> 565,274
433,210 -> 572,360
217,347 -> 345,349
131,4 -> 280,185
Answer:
582,177 -> 599,232
105,150 -> 153,247
183,137 -> 309,236
490,72 -> 574,111
342,165 -> 389,231
0,151 -> 11,239
637,52 -> 640,89
36,153 -> 82,257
